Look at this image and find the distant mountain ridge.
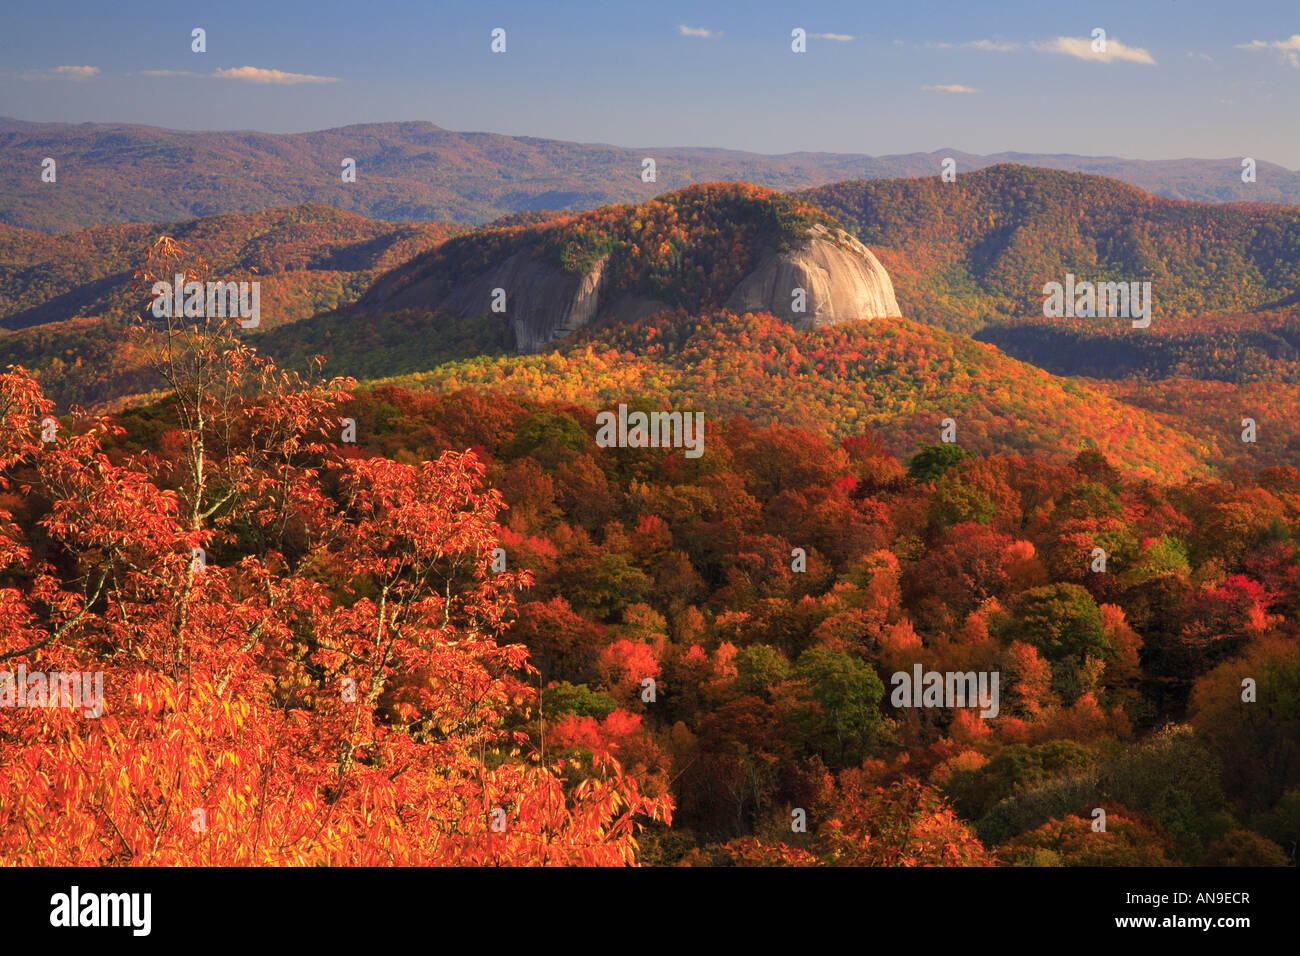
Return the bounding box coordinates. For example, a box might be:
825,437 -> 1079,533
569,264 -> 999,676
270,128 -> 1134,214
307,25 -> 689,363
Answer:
3,117 -> 1298,234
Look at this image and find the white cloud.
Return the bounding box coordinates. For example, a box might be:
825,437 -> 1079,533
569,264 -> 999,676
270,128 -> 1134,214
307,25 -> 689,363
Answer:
810,33 -> 855,42
25,64 -> 342,84
1236,34 -> 1300,67
1236,35 -> 1300,50
925,39 -> 1019,51
133,66 -> 340,83
922,84 -> 979,93
1034,36 -> 1156,65
22,64 -> 100,80
212,66 -> 340,84
677,25 -> 718,39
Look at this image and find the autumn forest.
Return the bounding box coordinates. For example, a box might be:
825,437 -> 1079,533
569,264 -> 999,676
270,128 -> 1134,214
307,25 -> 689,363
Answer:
0,173 -> 1297,872
2,6 -> 1299,886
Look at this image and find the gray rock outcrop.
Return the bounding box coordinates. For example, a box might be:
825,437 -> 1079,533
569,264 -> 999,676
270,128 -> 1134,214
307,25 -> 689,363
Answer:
442,250 -> 611,353
725,223 -> 902,328
367,222 -> 900,352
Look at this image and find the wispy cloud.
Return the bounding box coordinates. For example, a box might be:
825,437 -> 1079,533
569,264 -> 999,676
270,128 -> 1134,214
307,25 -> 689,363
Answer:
810,33 -> 855,42
1034,36 -> 1156,65
1236,34 -> 1300,67
212,66 -> 340,84
21,65 -> 100,80
927,39 -> 1019,52
132,66 -> 342,83
929,34 -> 1154,63
922,83 -> 979,94
677,25 -> 718,39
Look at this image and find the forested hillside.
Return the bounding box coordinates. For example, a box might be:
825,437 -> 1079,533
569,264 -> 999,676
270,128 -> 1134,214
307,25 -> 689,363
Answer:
359,310 -> 1210,480
12,170 -> 1300,415
975,307 -> 1300,382
73,355 -> 1293,865
803,167 -> 1300,331
0,203 -> 462,329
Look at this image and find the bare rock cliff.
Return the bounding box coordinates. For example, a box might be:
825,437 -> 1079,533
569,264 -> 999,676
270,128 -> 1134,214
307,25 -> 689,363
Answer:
442,250 -> 611,353
369,223 -> 900,352
725,224 -> 902,328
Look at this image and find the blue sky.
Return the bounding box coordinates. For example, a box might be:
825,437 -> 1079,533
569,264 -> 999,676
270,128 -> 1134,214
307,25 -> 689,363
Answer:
2,0 -> 1297,166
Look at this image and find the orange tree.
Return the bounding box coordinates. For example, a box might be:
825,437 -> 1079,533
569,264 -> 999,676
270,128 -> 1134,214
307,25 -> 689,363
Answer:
0,239 -> 668,865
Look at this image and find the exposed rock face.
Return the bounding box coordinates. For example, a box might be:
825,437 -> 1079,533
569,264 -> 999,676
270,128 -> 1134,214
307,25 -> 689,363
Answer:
442,250 -> 612,353
725,224 -> 902,328
367,222 -> 900,352
365,249 -> 653,353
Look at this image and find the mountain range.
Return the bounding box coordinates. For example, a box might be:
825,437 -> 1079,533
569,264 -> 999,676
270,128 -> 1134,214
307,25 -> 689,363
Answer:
4,113 -> 1300,872
7,165 -> 1294,351
4,166 -> 1297,482
4,118 -> 1299,234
